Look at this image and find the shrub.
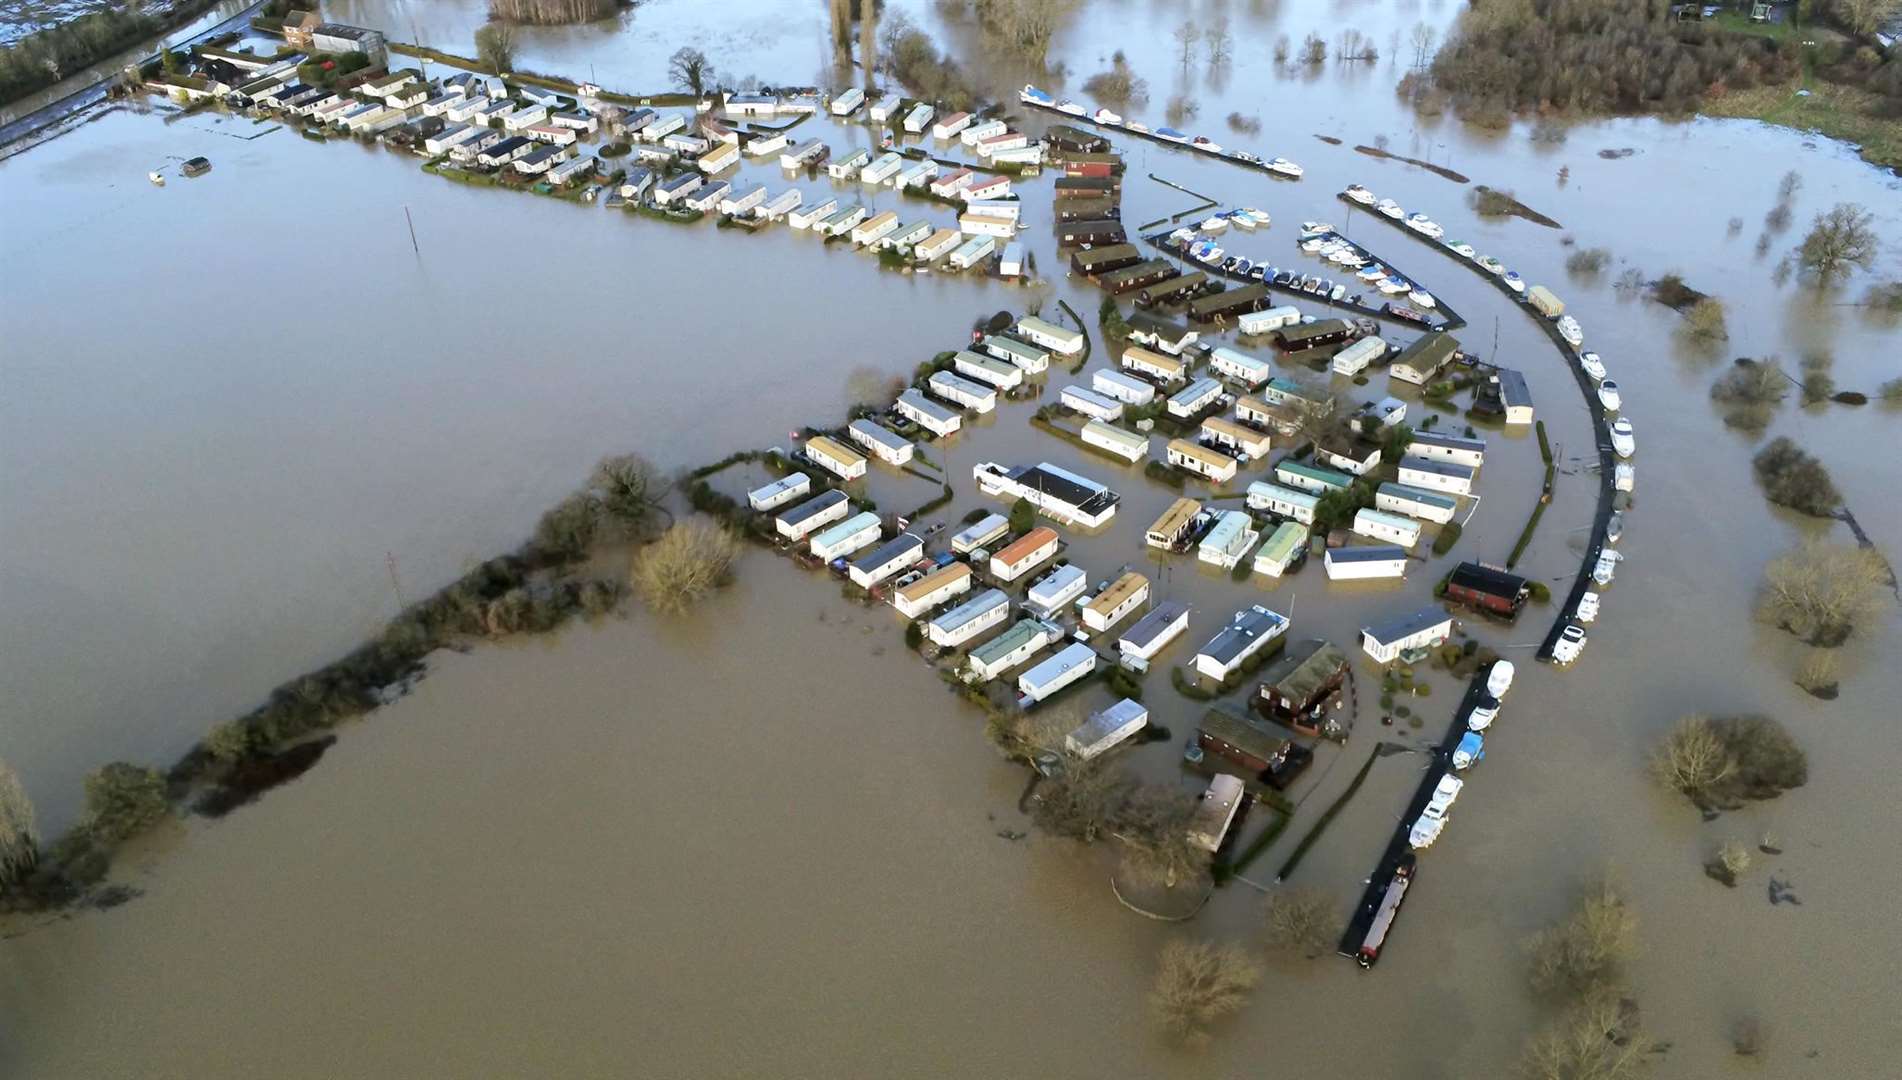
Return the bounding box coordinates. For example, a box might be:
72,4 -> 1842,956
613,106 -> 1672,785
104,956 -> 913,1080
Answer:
1751,437 -> 1841,517
1681,297 -> 1728,343
1149,939 -> 1261,1048
1710,359 -> 1790,433
904,622 -> 924,650
1528,580 -> 1551,603
1431,522 -> 1463,556
1652,713 -> 1809,810
1008,497 -> 1037,534
1706,840 -> 1752,886
83,763 -> 170,846
1565,247 -> 1610,275
1262,887 -> 1343,959
0,758 -> 37,890
1526,880 -> 1635,999
632,521 -> 739,615
1081,53 -> 1147,107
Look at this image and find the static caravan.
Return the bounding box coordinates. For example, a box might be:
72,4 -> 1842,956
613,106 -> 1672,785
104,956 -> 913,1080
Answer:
928,370 -> 998,414
860,151 -> 905,186
1316,441 -> 1382,477
847,419 -> 915,466
1389,332 -> 1460,385
424,123 -> 478,155
914,228 -> 963,262
959,213 -> 1016,238
1027,565 -> 1089,617
1056,219 -> 1127,247
963,175 -> 1012,201
1144,497 -> 1202,550
983,335 -> 1049,374
747,472 -> 811,512
805,435 -> 868,481
1093,369 -> 1156,406
1332,335 -> 1388,376
895,160 -> 938,190
932,110 -> 972,139
869,93 -> 901,122
976,131 -> 1029,157
998,242 -> 1026,279
1444,562 -> 1529,618
1252,521 -> 1309,577
1238,305 -> 1302,335
926,588 -> 1011,648
1080,420 -> 1148,463
950,512 -> 1009,554
1072,243 -> 1143,277
1119,601 -> 1190,662
809,511 -> 883,560
1122,345 -> 1185,384
501,103 -> 550,132
724,92 -> 779,116
1527,285 -> 1565,319
1126,313 -> 1198,355
1375,482 -> 1457,525
1236,396 -> 1300,435
848,533 -> 926,589
822,204 -> 870,237
1275,460 -> 1353,495
1353,508 -> 1423,550
1167,439 -> 1237,484
1408,430 -> 1486,468
652,172 -> 704,206
1060,385 -> 1124,421
1360,608 -> 1454,664
903,102 -> 935,133
1198,511 -> 1260,570
779,138 -> 825,169
682,181 -> 730,213
896,388 -> 963,436
1167,377 -> 1224,419
887,221 -> 933,249
826,148 -> 870,180
547,156 -> 591,185
1210,347 -> 1273,388
1193,605 -> 1289,681
787,197 -> 838,229
452,130 -> 504,162
664,132 -> 714,155
1246,482 -> 1318,525
967,194 -> 1025,218
718,183 -> 767,215
1324,545 -> 1409,581
969,617 -> 1062,681
851,210 -> 901,246
1066,699 -> 1149,760
930,169 -> 974,197
1017,316 -> 1085,356
953,350 -> 1024,391
1082,571 -> 1149,633
961,118 -> 1007,145
973,462 -> 1121,529
476,135 -> 534,167
1018,642 -> 1096,703
525,123 -> 577,145
892,562 -> 973,619
1494,368 -> 1535,424
744,131 -> 787,157
989,527 -> 1060,582
758,188 -> 803,220
1398,456 -> 1476,497
829,86 -> 865,115
1188,774 -> 1246,853
1201,416 -> 1272,461
947,235 -> 996,270
1256,377 -> 1327,410
444,96 -> 490,123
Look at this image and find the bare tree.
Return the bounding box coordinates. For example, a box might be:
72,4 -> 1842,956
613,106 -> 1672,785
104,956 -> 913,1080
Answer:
0,758 -> 38,892
1834,0 -> 1902,36
859,0 -> 877,86
1301,32 -> 1327,64
1409,21 -> 1437,68
1520,994 -> 1653,1080
1796,202 -> 1879,285
1149,939 -> 1261,1048
632,521 -> 738,615
1030,752 -> 1133,841
474,23 -> 518,74
1262,887 -> 1343,959
1113,783 -> 1205,889
1680,297 -> 1728,343
669,46 -> 713,97
589,453 -> 671,540
1081,50 -> 1148,108
1337,28 -> 1378,61
1526,880 -> 1636,999
975,0 -> 1076,64
1205,15 -> 1232,66
1757,540 -> 1891,646
1173,18 -> 1201,67
1649,715 -> 1736,805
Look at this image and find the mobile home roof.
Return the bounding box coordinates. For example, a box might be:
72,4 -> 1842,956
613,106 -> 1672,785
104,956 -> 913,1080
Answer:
1377,482 -> 1457,512
777,489 -> 848,528
896,561 -> 972,603
1257,520 -> 1306,563
993,526 -> 1059,567
1121,600 -> 1189,650
1086,571 -> 1147,617
1148,497 -> 1201,538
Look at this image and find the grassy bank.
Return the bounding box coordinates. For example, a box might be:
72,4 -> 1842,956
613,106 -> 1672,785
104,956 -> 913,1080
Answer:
1701,81 -> 1902,173
386,41 -> 695,107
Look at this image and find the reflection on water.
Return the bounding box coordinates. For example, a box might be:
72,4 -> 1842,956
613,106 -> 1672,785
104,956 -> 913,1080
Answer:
3,0 -> 1901,1073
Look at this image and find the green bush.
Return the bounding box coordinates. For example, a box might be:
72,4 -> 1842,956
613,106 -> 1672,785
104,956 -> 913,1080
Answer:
1008,497 -> 1037,533
83,763 -> 170,845
904,622 -> 924,650
1535,420 -> 1552,464
1529,580 -> 1552,603
1105,664 -> 1144,701
1431,521 -> 1463,556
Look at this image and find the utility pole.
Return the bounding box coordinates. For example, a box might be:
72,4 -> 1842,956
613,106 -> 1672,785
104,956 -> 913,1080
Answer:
404,205 -> 419,254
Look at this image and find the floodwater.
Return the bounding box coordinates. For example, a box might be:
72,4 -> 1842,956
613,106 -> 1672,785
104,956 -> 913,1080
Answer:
4,0 -> 1901,1074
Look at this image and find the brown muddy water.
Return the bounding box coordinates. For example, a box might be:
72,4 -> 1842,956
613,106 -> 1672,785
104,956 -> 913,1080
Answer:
4,0 -> 1902,1074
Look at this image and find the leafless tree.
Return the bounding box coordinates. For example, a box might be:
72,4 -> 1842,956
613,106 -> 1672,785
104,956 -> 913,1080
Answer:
1834,0 -> 1901,36
1757,540 -> 1891,646
974,0 -> 1076,64
1520,993 -> 1653,1080
1336,28 -> 1378,61
0,758 -> 38,892
1082,49 -> 1147,107
1272,34 -> 1290,63
488,0 -> 613,24
859,0 -> 877,86
1262,887 -> 1343,959
1409,21 -> 1437,68
1526,880 -> 1636,999
1113,783 -> 1205,889
632,521 -> 739,615
1301,32 -> 1327,64
1205,15 -> 1232,66
1173,18 -> 1201,67
1149,939 -> 1261,1048
1650,715 -> 1737,805
669,46 -> 714,97
1796,202 -> 1879,286
1031,752 -> 1133,841
474,23 -> 518,74
590,453 -> 671,539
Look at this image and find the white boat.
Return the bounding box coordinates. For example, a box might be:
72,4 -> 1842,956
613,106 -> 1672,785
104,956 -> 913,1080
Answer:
1408,289 -> 1436,309
1609,417 -> 1635,458
1578,351 -> 1607,381
147,170 -> 165,185
1575,591 -> 1601,623
1192,136 -> 1223,153
1613,462 -> 1635,493
1196,245 -> 1225,264
1553,623 -> 1587,664
1244,208 -> 1272,227
1127,121 -> 1149,134
1502,271 -> 1527,294
1404,213 -> 1444,239
1228,149 -> 1263,165
1476,255 -> 1506,275
1357,265 -> 1387,282
1300,236 -> 1328,253
1557,315 -> 1583,347
1375,198 -> 1404,219
1377,277 -> 1411,295
1466,705 -> 1498,732
1606,512 -> 1624,544
1592,549 -> 1621,585
1268,157 -> 1303,177
1486,660 -> 1515,700
1055,98 -> 1087,116
1093,107 -> 1122,125
1344,184 -> 1376,205
1598,379 -> 1621,411
1200,215 -> 1230,234
1298,220 -> 1335,238
1019,84 -> 1055,106
1425,774 -> 1464,816
1408,813 -> 1447,850
1329,284 -> 1347,300
1445,241 -> 1476,260
1328,248 -> 1362,266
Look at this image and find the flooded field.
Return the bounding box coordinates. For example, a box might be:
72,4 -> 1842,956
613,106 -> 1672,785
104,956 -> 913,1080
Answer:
3,0 -> 1901,1074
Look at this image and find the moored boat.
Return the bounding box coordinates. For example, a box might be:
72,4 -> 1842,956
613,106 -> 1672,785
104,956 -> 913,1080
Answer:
1557,315 -> 1584,347
1578,351 -> 1607,381
1268,157 -> 1303,177
1344,184 -> 1376,205
1610,417 -> 1635,458
1356,858 -> 1414,968
1476,255 -> 1505,275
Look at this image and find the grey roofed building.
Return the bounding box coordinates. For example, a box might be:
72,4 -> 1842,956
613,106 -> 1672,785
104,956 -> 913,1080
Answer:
1408,430 -> 1486,455
1327,545 -> 1408,564
850,533 -> 924,577
776,489 -> 848,529
1362,606 -> 1453,648
1119,600 -> 1189,653
1201,607 -> 1287,667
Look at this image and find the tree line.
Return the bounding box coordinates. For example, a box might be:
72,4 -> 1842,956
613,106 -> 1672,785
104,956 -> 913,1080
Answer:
0,7 -> 156,106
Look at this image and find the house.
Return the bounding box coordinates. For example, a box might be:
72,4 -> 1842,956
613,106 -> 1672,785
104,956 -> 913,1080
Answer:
698,141 -> 740,173
1060,385 -> 1124,421
847,419 -> 914,466
1061,151 -> 1123,177
829,86 -> 864,115
1494,368 -> 1535,424
1376,482 -> 1457,525
1397,456 -> 1476,497
1256,641 -> 1350,733
926,588 -> 1011,648
805,435 -> 868,481
928,370 -> 998,413
747,472 -> 811,512
1353,508 -> 1423,549
787,197 -> 838,230
1444,562 -> 1529,618
281,9 -> 321,48
1082,571 -> 1149,632
989,527 -> 1060,582
1067,699 -> 1149,760
652,172 -> 703,206
930,169 -> 975,197
1027,565 -> 1089,617
1119,600 -> 1190,661
682,181 -> 730,213
1201,417 -> 1272,461
1198,511 -> 1260,570
1122,345 -> 1185,384
946,235 -> 996,270
1275,460 -> 1353,495
1055,219 -> 1127,246
826,147 -> 871,179
852,210 -> 902,247
961,118 -> 1007,145
1389,332 -> 1460,385
1194,606 -> 1289,681
780,138 -> 826,169
1332,336 -> 1389,376
902,102 -> 935,133
719,183 -> 767,216
1252,521 -> 1309,578
1016,316 -> 1084,356
914,228 -> 963,262
1197,708 -> 1305,788
546,155 -> 590,185
1324,545 -> 1409,581
1018,642 -> 1096,704
1256,377 -> 1327,410
1080,420 -> 1147,463
950,513 -> 1009,554
969,617 -> 1062,680
476,136 -> 534,167
1188,774 -> 1247,851
1238,305 -> 1302,335
1167,439 -> 1238,484
1316,440 -> 1382,477
983,336 -> 1049,374
808,511 -> 884,560
860,151 -> 905,185
1210,346 -> 1273,388
1360,608 -> 1455,664
1408,430 -> 1486,468
896,388 -> 962,436
1167,377 -> 1225,419
1144,498 -> 1202,550
310,23 -> 386,61
1072,243 -> 1143,278
513,144 -> 567,175
1092,370 -> 1156,406
892,562 -> 973,619
723,91 -> 780,116
973,463 -> 1121,529
848,533 -> 925,589
1246,482 -> 1318,525
1127,313 -> 1198,355
959,213 -> 1016,239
